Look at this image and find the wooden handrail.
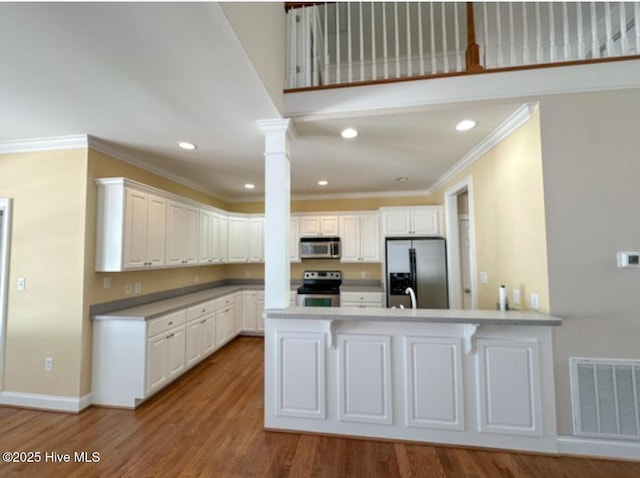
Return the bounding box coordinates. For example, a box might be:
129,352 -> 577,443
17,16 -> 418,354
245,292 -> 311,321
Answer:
285,2 -> 330,12
465,2 -> 483,72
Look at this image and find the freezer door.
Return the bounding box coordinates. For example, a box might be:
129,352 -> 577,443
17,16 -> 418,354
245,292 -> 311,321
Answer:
413,239 -> 449,309
385,239 -> 412,308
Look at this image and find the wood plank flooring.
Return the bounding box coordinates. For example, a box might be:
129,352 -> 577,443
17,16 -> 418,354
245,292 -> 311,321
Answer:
1,336 -> 639,477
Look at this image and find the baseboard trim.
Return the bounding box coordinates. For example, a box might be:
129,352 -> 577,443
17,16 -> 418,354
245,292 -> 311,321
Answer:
0,391 -> 92,413
557,436 -> 640,461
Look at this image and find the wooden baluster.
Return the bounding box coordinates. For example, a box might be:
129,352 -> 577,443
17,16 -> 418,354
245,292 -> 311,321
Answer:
619,0 -> 628,56
590,2 -> 599,58
430,2 -> 437,73
604,1 -> 613,57
347,2 -> 352,82
548,2 -> 556,62
522,3 -> 530,64
635,2 -> 640,55
324,3 -> 329,84
312,8 -> 318,86
562,2 -> 570,61
536,2 -> 543,63
418,2 -> 425,75
336,2 -> 341,83
383,2 -> 389,78
482,2 -> 489,67
442,2 -> 449,72
371,2 -> 377,81
454,2 -> 461,71
394,2 -> 400,78
465,2 -> 482,71
496,2 -> 503,67
287,10 -> 295,87
406,2 -> 412,77
359,2 -> 364,81
508,2 -> 516,66
577,2 -> 585,59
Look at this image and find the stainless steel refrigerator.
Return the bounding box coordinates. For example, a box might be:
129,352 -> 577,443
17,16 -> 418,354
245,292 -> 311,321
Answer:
385,237 -> 449,309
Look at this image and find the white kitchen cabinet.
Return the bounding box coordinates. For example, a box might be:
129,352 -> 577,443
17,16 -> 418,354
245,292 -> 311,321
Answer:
95,179 -> 167,271
234,292 -> 243,333
340,291 -> 383,308
166,201 -> 199,266
248,216 -> 264,262
242,290 -> 258,331
216,213 -> 228,264
290,217 -> 301,262
215,296 -> 236,348
145,310 -> 187,395
299,215 -> 339,237
256,291 -> 265,331
381,207 -> 442,237
185,300 -> 216,368
339,214 -> 380,263
227,215 -> 249,263
198,209 -> 216,264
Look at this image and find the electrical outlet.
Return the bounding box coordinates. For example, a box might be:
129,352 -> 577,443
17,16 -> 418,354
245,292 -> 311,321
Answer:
45,357 -> 54,372
134,283 -> 142,294
103,277 -> 111,289
512,288 -> 520,305
360,271 -> 367,279
17,277 -> 26,291
530,292 -> 539,310
125,283 -> 133,295
479,271 -> 488,284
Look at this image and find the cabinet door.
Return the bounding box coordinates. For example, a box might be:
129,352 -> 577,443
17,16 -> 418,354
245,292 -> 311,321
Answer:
124,189 -> 150,269
248,217 -> 264,262
216,307 -> 234,347
339,216 -> 360,262
256,292 -> 265,331
234,292 -> 243,333
185,319 -> 204,367
167,325 -> 186,378
412,209 -> 440,236
228,216 -> 248,263
290,217 -> 300,262
383,211 -> 411,236
183,206 -> 199,264
242,291 -> 257,330
198,210 -> 213,264
218,214 -> 228,263
360,215 -> 380,262
300,216 -> 322,236
203,315 -> 216,355
146,195 -> 167,267
146,332 -> 169,393
166,202 -> 184,266
320,216 -> 339,235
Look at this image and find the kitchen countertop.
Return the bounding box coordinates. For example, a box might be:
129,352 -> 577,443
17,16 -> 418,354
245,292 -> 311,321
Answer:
266,306 -> 562,326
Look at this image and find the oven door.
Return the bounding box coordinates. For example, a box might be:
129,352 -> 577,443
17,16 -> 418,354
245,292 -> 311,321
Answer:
296,293 -> 340,307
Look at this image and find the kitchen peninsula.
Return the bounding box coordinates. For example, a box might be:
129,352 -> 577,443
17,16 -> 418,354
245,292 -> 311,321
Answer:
264,307 -> 562,453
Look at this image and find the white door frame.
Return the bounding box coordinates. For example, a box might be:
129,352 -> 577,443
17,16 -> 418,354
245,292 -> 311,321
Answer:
0,198 -> 12,391
444,177 -> 477,309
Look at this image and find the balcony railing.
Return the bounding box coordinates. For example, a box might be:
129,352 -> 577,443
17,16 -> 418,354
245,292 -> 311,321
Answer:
285,1 -> 640,90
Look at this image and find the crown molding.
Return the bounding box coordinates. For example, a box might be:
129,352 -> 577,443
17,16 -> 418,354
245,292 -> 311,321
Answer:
228,188 -> 431,203
0,134 -> 88,153
425,102 -> 537,196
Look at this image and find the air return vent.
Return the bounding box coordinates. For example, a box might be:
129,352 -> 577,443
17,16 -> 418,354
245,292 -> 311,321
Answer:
570,358 -> 640,441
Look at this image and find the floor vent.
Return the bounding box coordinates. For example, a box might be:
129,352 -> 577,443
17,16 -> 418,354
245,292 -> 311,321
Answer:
570,358 -> 640,441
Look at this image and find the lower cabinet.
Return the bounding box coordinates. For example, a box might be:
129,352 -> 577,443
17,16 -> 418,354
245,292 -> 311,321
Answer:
146,317 -> 186,395
241,290 -> 265,332
215,296 -> 236,348
185,300 -> 216,369
340,291 -> 383,308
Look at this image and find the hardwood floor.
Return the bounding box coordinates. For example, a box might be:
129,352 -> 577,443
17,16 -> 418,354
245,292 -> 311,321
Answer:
1,336 -> 639,477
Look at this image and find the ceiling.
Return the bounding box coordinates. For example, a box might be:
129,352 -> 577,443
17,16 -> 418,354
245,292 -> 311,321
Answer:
0,2 -> 524,203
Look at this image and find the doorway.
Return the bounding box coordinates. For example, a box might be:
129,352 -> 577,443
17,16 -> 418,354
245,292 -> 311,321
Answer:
444,178 -> 476,309
0,198 -> 12,391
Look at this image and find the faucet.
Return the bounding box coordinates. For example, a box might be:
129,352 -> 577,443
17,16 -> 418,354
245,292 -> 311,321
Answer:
405,287 -> 417,309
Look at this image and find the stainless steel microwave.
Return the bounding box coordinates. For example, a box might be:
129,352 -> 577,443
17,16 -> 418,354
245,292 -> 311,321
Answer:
299,237 -> 341,259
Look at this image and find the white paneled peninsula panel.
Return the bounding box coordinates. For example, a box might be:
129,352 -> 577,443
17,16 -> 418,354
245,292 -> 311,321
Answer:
265,312 -> 559,454
275,331 -> 326,419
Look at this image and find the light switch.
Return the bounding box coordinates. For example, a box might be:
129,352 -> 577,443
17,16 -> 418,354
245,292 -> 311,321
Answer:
17,277 -> 26,291
479,271 -> 488,284
512,288 -> 520,305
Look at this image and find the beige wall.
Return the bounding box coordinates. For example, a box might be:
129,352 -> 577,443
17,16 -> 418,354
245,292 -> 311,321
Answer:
1,148 -> 88,397
431,107 -> 550,313
226,260 -> 381,282
538,88 -> 640,436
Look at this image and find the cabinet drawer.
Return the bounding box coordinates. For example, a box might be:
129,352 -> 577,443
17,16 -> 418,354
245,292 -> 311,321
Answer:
215,294 -> 235,312
341,292 -> 383,303
186,300 -> 216,321
148,310 -> 187,337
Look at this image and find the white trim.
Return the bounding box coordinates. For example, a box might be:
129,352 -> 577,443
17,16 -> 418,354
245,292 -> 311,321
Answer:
444,177 -> 477,310
0,391 -> 92,413
426,103 -> 536,195
0,198 -> 11,392
0,134 -> 88,153
229,188 -> 432,203
557,436 -> 640,461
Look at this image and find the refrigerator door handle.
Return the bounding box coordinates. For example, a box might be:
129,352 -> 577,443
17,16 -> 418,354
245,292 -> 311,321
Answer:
409,248 -> 418,292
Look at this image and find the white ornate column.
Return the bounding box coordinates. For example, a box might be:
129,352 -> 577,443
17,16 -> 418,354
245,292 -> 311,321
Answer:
257,119 -> 296,309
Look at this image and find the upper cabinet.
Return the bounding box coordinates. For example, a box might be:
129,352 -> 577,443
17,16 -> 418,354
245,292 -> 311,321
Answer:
290,217 -> 301,263
380,206 -> 443,237
339,214 -> 380,263
96,179 -> 167,271
166,201 -> 199,266
227,215 -> 264,263
299,215 -> 339,237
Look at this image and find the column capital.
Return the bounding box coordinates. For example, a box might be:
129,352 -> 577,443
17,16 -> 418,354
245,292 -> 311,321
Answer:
257,118 -> 297,158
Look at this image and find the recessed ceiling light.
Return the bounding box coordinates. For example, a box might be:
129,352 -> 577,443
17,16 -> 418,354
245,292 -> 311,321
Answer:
178,141 -> 197,150
341,127 -> 358,139
244,183 -> 255,189
455,120 -> 477,132
395,177 -> 409,182
318,180 -> 328,186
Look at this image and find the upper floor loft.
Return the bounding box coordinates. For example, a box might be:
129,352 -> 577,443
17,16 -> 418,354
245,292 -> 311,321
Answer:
285,1 -> 640,92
